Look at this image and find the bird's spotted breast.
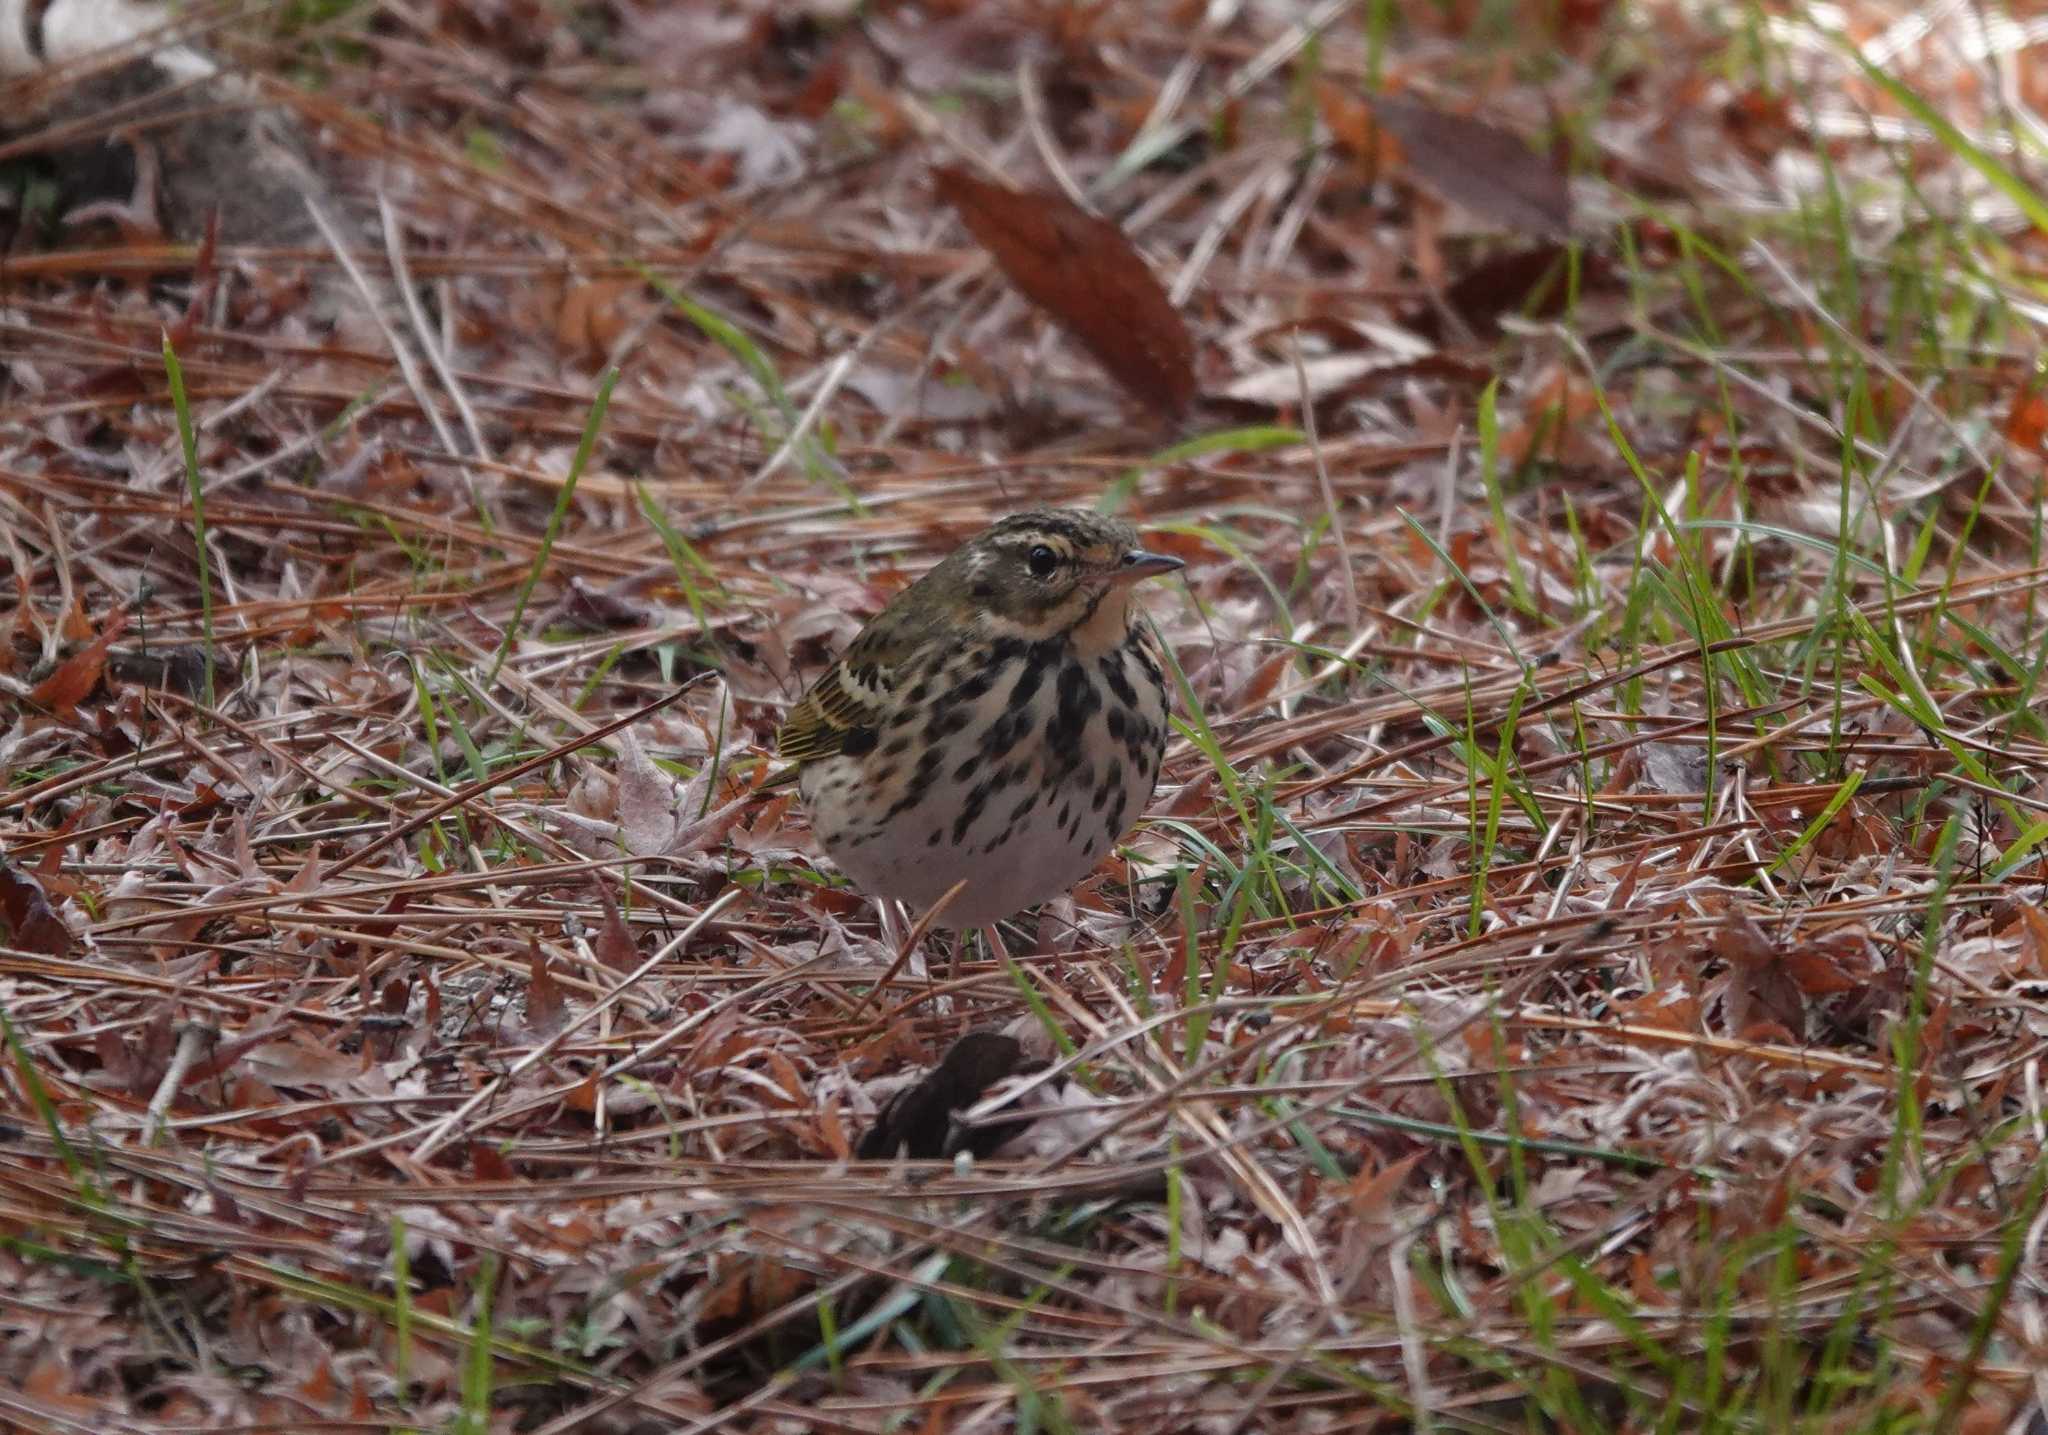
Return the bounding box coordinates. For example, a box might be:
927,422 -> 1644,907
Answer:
798,624 -> 1168,930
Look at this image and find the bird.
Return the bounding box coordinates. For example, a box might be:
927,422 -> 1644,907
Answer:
776,508 -> 1182,949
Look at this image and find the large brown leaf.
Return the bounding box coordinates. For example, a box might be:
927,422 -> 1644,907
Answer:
1371,95 -> 1572,236
28,609 -> 128,717
0,860 -> 70,957
933,164 -> 1196,419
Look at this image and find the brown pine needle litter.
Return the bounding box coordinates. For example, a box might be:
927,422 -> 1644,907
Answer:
3,2 -> 2048,1431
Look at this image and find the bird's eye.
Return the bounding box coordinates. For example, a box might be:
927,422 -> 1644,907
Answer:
1026,544 -> 1059,578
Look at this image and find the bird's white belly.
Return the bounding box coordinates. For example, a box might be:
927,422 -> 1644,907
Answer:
875,784 -> 1117,928
798,648 -> 1164,930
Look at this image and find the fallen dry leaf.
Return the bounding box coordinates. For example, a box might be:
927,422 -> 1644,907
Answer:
1443,243 -> 1602,335
28,608 -> 128,717
2005,385 -> 2048,454
527,937 -> 567,1032
933,163 -> 1197,418
592,880 -> 640,971
1716,908 -> 1805,1039
1371,94 -> 1572,236
0,859 -> 71,957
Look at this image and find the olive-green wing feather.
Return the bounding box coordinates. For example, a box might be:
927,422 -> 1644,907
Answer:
775,574 -> 949,769
775,655 -> 894,764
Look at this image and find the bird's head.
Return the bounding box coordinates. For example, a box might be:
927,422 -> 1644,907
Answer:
919,509 -> 1182,652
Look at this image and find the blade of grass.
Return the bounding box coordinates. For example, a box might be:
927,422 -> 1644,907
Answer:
489,366 -> 619,684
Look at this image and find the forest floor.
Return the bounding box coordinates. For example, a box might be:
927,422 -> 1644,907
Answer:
3,1 -> 2048,1431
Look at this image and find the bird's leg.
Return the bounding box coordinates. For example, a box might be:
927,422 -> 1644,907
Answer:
877,899 -> 930,1015
978,923 -> 1012,967
962,923 -> 1013,1034
876,898 -> 909,957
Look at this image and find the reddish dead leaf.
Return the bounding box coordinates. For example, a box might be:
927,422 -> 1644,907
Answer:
1498,368 -> 1603,466
470,1142 -> 514,1181
816,1099 -> 850,1160
527,937 -> 566,1034
28,608 -> 129,717
1716,908 -> 1804,1038
841,1017 -> 927,1074
694,1263 -> 754,1327
205,1173 -> 244,1224
1343,1150 -> 1424,1225
1223,649 -> 1294,714
1920,996 -> 1954,1068
1547,0 -> 1616,48
592,880 -> 639,971
1722,88 -> 1797,163
296,1357 -> 336,1405
1814,797 -> 1893,860
95,1029 -> 135,1089
238,1033 -> 358,1090
1614,986 -> 1700,1031
59,597 -> 94,642
785,47 -> 847,120
0,858 -> 71,956
696,1255 -> 811,1334
2005,385 -> 2048,454
2009,902 -> 2048,977
763,1049 -> 806,1107
1318,82 -> 1396,172
1410,187 -> 1447,290
563,1073 -> 599,1113
844,66 -> 911,149
163,209 -> 221,353
1779,936 -> 1868,996
736,790 -> 792,850
933,163 -> 1196,418
1733,1018 -> 1802,1048
1953,1405 -> 2015,1435
670,793 -> 753,858
555,278 -> 637,362
1157,933 -> 1189,996
1443,243 -> 1599,336
24,1356 -> 99,1415
227,1075 -> 282,1116
1370,94 -> 1572,236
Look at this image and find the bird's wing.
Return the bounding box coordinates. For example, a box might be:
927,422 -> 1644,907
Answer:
774,630 -> 901,764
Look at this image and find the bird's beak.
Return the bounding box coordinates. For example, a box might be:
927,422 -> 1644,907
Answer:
1110,547 -> 1185,584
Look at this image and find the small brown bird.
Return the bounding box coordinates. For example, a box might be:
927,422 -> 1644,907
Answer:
777,509 -> 1181,937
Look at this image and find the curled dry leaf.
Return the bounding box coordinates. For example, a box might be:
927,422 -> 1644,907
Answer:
615,729 -> 682,855
28,608 -> 128,717
1442,243 -> 1607,336
0,859 -> 71,957
1715,907 -> 1805,1039
1370,94 -> 1572,236
527,936 -> 567,1033
2004,387 -> 2047,455
591,880 -> 639,971
933,163 -> 1196,419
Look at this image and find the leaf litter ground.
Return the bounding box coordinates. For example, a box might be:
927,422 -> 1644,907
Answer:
2,2 -> 2047,1431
